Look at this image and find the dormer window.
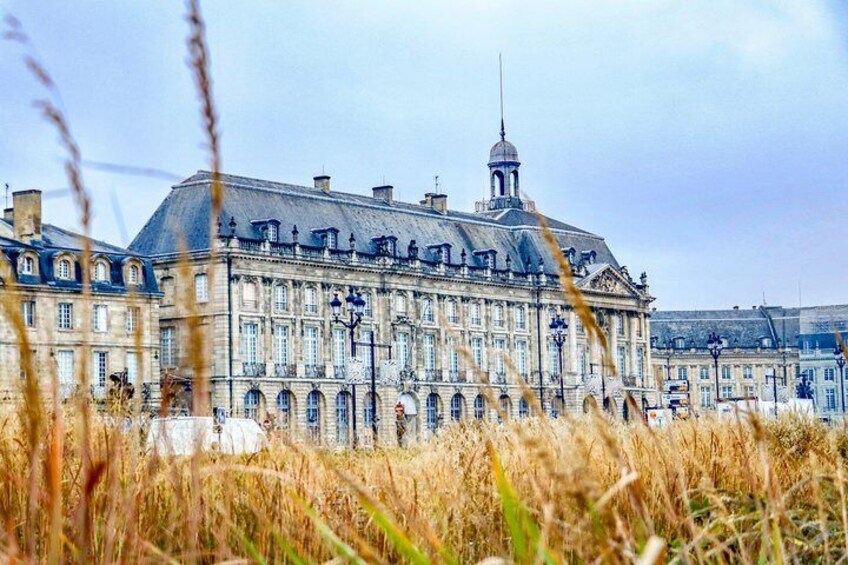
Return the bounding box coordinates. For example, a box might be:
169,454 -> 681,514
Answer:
427,243 -> 452,265
759,337 -> 773,349
57,258 -> 72,280
580,250 -> 597,265
93,260 -> 109,283
128,265 -> 140,285
473,249 -> 498,269
312,227 -> 340,250
20,255 -> 35,276
250,219 -> 281,242
562,247 -> 576,264
672,337 -> 686,350
371,235 -> 397,257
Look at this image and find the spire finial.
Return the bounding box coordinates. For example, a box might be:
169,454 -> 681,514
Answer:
499,53 -> 505,142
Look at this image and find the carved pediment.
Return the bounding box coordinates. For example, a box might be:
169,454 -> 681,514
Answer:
579,267 -> 639,297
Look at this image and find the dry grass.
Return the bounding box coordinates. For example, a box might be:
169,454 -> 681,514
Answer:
2,410 -> 848,562
4,3 -> 848,563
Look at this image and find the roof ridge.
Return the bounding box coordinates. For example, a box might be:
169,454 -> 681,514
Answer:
179,170 -> 606,240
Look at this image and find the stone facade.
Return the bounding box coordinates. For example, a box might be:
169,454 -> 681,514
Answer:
0,190 -> 161,404
132,134 -> 655,446
651,306 -> 801,414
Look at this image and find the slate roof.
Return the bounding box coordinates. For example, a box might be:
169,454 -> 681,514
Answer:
650,307 -> 799,349
0,219 -> 159,295
130,170 -> 620,273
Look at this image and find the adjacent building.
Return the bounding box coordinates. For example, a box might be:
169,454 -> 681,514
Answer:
130,130 -> 655,445
651,305 -> 848,420
0,190 -> 161,404
650,306 -> 800,412
798,305 -> 848,420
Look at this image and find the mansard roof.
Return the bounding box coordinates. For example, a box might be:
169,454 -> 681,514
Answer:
651,307 -> 801,350
130,170 -> 620,274
0,219 -> 158,294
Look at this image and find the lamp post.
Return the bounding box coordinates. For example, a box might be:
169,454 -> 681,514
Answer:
835,345 -> 846,418
331,288 -> 366,447
352,331 -> 393,446
765,370 -> 784,417
549,313 -> 568,417
707,332 -> 724,407
662,340 -> 674,409
533,270 -> 544,413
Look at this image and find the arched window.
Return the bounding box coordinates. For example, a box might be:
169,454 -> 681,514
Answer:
94,261 -> 108,282
306,390 -> 321,443
57,258 -> 71,280
498,395 -> 512,423
474,395 -> 486,421
426,393 -> 440,431
494,304 -> 505,328
304,286 -> 318,314
244,389 -> 262,420
335,391 -> 351,446
274,284 -> 288,312
492,170 -> 505,196
446,299 -> 458,325
363,392 -> 379,428
276,390 -> 292,429
515,305 -> 527,330
422,297 -> 434,323
469,302 -> 481,326
511,170 -> 519,196
267,223 -> 279,242
518,397 -> 529,418
20,255 -> 35,275
450,393 -> 464,421
128,264 -> 141,285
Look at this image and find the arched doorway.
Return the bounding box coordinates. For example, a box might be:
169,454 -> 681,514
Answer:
583,395 -> 598,414
623,394 -> 640,423
425,392 -> 442,434
450,393 -> 465,422
306,390 -> 324,444
244,389 -> 266,421
276,389 -> 294,431
335,391 -> 351,446
398,392 -> 418,445
603,396 -> 617,417
498,394 -> 512,423
518,396 -> 530,419
474,394 -> 487,421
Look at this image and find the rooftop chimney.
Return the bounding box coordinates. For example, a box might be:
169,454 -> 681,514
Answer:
314,175 -> 331,193
12,190 -> 42,243
421,192 -> 447,214
372,185 -> 394,203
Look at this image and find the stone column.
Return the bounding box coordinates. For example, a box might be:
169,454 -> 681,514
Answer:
568,310 -> 578,378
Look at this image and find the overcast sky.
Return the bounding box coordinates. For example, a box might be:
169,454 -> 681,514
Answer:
2,1 -> 847,310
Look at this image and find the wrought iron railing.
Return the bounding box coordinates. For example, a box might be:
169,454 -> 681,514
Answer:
304,365 -> 325,378
274,363 -> 295,378
243,362 -> 266,377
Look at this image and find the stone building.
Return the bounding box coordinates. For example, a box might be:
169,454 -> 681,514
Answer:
130,132 -> 654,445
650,306 -> 800,412
797,305 -> 848,420
0,190 -> 161,404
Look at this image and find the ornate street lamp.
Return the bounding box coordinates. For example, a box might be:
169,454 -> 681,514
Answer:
549,313 -> 568,416
835,345 -> 846,417
331,288 -> 366,447
707,332 -> 724,405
